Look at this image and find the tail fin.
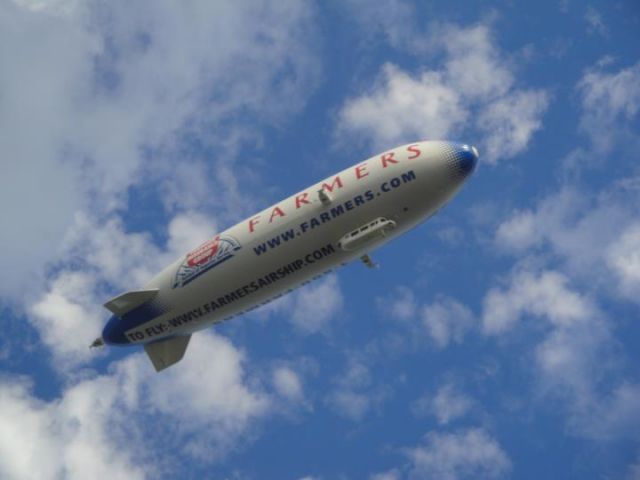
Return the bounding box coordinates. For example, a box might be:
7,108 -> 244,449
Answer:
103,289 -> 159,316
144,335 -> 191,372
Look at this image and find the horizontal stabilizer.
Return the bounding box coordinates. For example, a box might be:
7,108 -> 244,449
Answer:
103,289 -> 159,316
144,335 -> 191,372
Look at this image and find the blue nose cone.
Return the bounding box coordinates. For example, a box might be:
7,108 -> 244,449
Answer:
456,144 -> 479,176
102,315 -> 129,345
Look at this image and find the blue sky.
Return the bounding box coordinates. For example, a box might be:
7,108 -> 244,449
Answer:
1,0 -> 639,479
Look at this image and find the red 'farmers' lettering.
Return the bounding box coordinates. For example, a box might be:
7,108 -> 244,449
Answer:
321,176 -> 343,192
269,207 -> 286,223
407,144 -> 421,159
249,216 -> 260,233
355,163 -> 369,179
295,192 -> 310,209
381,152 -> 398,168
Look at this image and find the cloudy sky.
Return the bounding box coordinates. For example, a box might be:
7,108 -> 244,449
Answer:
1,0 -> 639,479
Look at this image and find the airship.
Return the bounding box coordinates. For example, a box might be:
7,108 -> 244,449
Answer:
92,141 -> 478,371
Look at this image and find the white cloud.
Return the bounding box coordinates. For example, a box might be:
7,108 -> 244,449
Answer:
422,296 -> 474,348
369,470 -> 400,480
434,24 -> 514,100
478,90 -> 549,161
436,225 -> 464,246
0,2 -> 95,301
481,267 -> 640,440
272,366 -> 304,402
11,0 -> 80,14
61,214 -> 164,289
381,286 -> 418,321
377,289 -> 475,350
495,209 -> 540,251
337,23 -> 548,164
339,64 -> 467,147
571,382 -> 640,440
532,314 -> 610,402
289,274 -> 344,334
326,358 -> 389,421
326,389 -> 372,421
494,185 -> 640,303
628,454 -> 640,480
482,270 -> 593,335
138,333 -> 270,460
578,61 -> 640,152
0,0 -> 320,302
0,331 -> 273,480
0,376 -> 146,480
584,6 -> 608,37
326,360 -> 372,421
605,223 -> 640,299
406,429 -> 511,480
343,0 -> 415,50
412,383 -> 473,425
29,271 -> 106,368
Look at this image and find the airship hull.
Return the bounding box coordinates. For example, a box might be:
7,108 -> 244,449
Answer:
99,140 -> 478,370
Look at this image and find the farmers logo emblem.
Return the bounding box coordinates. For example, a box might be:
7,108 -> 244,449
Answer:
173,235 -> 241,288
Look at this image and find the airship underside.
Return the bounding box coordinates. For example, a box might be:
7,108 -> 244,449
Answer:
93,140 -> 478,371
